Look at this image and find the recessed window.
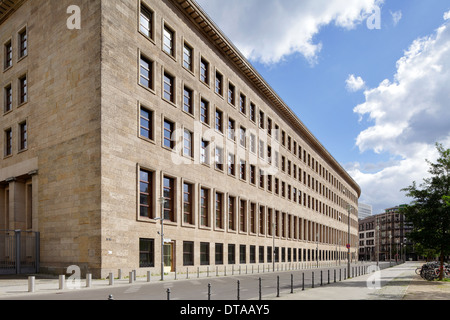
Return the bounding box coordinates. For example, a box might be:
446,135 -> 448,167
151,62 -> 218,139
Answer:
140,106 -> 153,140
228,196 -> 236,231
183,86 -> 193,114
183,43 -> 193,71
228,83 -> 235,105
215,109 -> 223,133
4,41 -> 12,69
239,160 -> 246,180
200,188 -> 209,227
200,139 -> 210,165
18,28 -> 27,58
200,242 -> 210,265
163,176 -> 175,222
200,98 -> 209,125
140,55 -> 153,89
139,5 -> 153,39
227,118 -> 235,141
183,182 -> 193,224
228,153 -> 235,176
200,58 -> 209,84
215,71 -> 223,96
183,241 -> 194,266
215,146 -> 223,171
239,94 -> 246,114
139,238 -> 155,267
4,128 -> 12,157
19,121 -> 27,151
163,25 -> 174,56
215,192 -> 223,229
163,72 -> 175,103
239,127 -> 246,148
163,119 -> 175,150
19,75 -> 27,104
183,129 -> 193,158
250,103 -> 256,122
4,85 -> 12,113
139,169 -> 153,218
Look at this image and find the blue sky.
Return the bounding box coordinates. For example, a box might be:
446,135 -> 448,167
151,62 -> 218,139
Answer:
196,0 -> 450,215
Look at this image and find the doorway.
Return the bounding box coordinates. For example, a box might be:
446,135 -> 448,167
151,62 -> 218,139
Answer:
163,242 -> 174,273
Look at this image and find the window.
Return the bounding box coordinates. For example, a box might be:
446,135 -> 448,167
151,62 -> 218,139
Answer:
183,43 -> 193,71
250,246 -> 256,264
215,192 -> 223,229
200,57 -> 209,84
163,25 -> 174,56
140,107 -> 153,140
200,139 -> 210,165
239,160 -> 246,180
183,86 -> 193,114
228,196 -> 235,230
183,129 -> 193,158
140,55 -> 153,89
19,75 -> 27,104
163,72 -> 175,103
239,94 -> 246,114
200,98 -> 209,125
163,119 -> 175,150
250,134 -> 256,153
163,176 -> 175,221
259,140 -> 264,159
259,169 -> 265,189
200,188 -> 209,226
183,241 -> 194,266
139,169 -> 153,218
183,182 -> 193,224
215,109 -> 223,133
18,28 -> 27,58
215,71 -> 223,96
215,243 -> 224,265
215,146 -> 223,171
250,103 -> 256,122
139,5 -> 153,39
228,153 -> 235,176
239,200 -> 247,232
249,165 -> 256,185
139,238 -> 155,267
250,203 -> 256,233
227,118 -> 235,141
259,110 -> 265,129
228,244 -> 236,264
239,127 -> 246,148
4,41 -> 12,69
228,83 -> 235,105
240,245 -> 246,264
4,85 -> 12,113
19,121 -> 27,151
5,128 -> 12,157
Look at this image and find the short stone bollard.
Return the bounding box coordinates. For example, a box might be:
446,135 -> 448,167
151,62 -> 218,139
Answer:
59,275 -> 65,290
109,273 -> 114,286
129,271 -> 134,283
28,276 -> 35,293
86,273 -> 92,288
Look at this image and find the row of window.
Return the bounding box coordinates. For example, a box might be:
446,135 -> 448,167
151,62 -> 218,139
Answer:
137,1 -> 358,207
3,26 -> 27,71
139,168 -> 355,244
139,238 -> 350,268
3,121 -> 27,157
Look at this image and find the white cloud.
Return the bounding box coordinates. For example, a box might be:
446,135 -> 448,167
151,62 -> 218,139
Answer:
444,10 -> 450,20
390,10 -> 402,26
345,74 -> 366,92
351,16 -> 450,214
196,0 -> 382,65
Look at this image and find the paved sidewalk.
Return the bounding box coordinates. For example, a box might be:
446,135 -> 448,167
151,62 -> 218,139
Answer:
268,261 -> 450,300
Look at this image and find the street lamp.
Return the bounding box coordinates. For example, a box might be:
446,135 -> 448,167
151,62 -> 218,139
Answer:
347,204 -> 352,279
154,197 -> 166,281
272,222 -> 275,272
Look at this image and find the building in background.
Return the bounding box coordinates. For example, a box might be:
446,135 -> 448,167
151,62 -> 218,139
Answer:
0,0 -> 360,278
358,203 -> 372,219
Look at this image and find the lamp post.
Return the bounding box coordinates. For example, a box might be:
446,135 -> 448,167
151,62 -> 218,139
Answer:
347,205 -> 351,279
155,197 -> 166,281
272,222 -> 275,272
389,234 -> 392,267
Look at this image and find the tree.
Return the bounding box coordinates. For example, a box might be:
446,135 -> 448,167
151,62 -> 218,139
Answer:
401,143 -> 450,280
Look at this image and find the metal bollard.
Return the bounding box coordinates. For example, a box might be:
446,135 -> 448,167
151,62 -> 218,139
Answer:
312,272 -> 314,288
302,273 -> 305,291
108,294 -> 114,300
237,280 -> 240,300
328,270 -> 330,284
276,276 -> 280,297
129,271 -> 134,284
320,270 -> 323,286
59,275 -> 65,290
28,276 -> 35,293
86,273 -> 92,288
290,274 -> 294,294
208,283 -> 211,300
167,288 -> 171,300
109,273 -> 114,286
118,269 -> 122,280
259,278 -> 262,300
147,271 -> 151,282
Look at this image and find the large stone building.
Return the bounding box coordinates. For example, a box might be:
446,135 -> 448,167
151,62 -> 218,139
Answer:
0,0 -> 360,278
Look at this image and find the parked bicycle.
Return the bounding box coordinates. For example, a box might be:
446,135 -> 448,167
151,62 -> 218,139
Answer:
416,262 -> 450,281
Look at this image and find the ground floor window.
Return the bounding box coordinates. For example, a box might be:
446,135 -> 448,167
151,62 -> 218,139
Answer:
200,242 -> 210,265
139,238 -> 154,268
183,241 -> 194,266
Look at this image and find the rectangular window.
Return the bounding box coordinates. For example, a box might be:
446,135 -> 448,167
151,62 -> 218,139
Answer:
19,75 -> 27,104
259,169 -> 265,189
200,242 -> 210,265
250,203 -> 256,233
228,153 -> 235,176
239,160 -> 246,181
200,58 -> 209,84
183,43 -> 193,71
4,41 -> 12,69
228,83 -> 235,105
140,55 -> 153,89
139,169 -> 153,218
183,241 -> 194,266
200,188 -> 209,226
239,94 -> 246,114
163,25 -> 174,56
183,86 -> 193,114
215,243 -> 224,265
139,5 -> 153,38
163,119 -> 175,150
215,146 -> 223,171
227,118 -> 235,141
200,139 -> 210,165
259,111 -> 264,129
259,206 -> 265,234
183,129 -> 193,158
18,28 -> 27,58
19,121 -> 27,151
228,196 -> 235,231
163,72 -> 175,103
240,245 -> 246,264
139,238 -> 155,267
4,128 -> 12,157
250,246 -> 256,264
215,109 -> 223,133
140,107 -> 153,140
4,85 -> 12,113
228,244 -> 235,264
249,165 -> 256,185
200,98 -> 209,124
183,182 -> 193,224
163,176 -> 175,221
215,192 -> 223,229
239,200 -> 246,232
239,127 -> 246,148
250,103 -> 256,122
215,71 -> 223,95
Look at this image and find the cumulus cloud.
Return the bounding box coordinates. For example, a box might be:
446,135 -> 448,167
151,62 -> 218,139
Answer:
444,10 -> 450,20
390,10 -> 402,26
346,74 -> 366,92
351,16 -> 450,214
196,0 -> 382,65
